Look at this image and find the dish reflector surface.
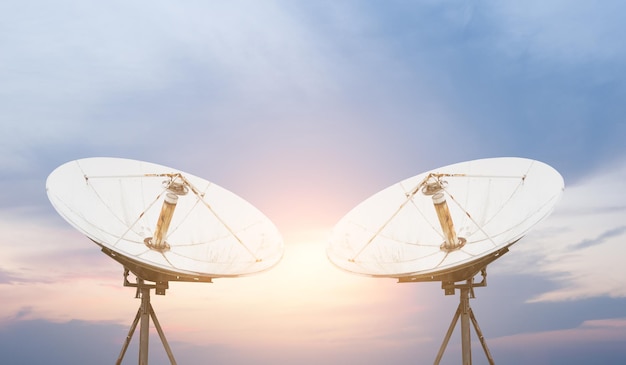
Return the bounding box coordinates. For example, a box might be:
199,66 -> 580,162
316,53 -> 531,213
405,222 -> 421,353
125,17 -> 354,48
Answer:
47,158 -> 284,278
327,157 -> 563,279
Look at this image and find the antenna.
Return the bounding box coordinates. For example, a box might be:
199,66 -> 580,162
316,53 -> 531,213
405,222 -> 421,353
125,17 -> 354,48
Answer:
47,157 -> 284,364
327,157 -> 564,364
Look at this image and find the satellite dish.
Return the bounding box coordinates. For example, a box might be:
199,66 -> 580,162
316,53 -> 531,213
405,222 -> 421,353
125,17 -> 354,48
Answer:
328,157 -> 563,281
47,157 -> 284,281
327,157 -> 563,364
46,157 -> 284,364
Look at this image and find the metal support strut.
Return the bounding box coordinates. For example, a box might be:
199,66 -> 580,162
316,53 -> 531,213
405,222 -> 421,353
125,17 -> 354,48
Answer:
116,273 -> 177,365
434,271 -> 495,365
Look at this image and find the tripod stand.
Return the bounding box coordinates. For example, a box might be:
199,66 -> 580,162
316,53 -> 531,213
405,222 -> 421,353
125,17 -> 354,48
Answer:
116,270 -> 177,365
434,269 -> 495,365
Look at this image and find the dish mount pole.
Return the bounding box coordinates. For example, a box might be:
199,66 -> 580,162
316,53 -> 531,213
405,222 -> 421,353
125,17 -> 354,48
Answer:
433,269 -> 495,365
116,269 -> 177,365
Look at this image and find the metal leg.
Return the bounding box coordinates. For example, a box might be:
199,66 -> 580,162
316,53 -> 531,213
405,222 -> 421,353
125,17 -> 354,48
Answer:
460,287 -> 472,365
139,285 -> 150,365
150,303 -> 177,365
116,307 -> 142,365
434,304 -> 461,365
469,308 -> 495,365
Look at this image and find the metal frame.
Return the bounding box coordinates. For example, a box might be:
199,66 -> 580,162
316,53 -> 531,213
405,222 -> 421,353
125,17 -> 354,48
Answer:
115,269 -> 177,365
101,246 -> 216,364
433,270 -> 495,365
399,254 -> 507,365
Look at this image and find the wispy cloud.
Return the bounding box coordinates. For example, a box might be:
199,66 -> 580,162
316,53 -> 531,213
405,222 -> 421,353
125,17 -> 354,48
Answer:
572,225 -> 626,250
0,268 -> 19,284
0,211 -> 126,323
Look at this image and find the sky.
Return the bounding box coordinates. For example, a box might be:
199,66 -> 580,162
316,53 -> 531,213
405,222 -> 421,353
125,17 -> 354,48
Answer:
1,0 -> 625,364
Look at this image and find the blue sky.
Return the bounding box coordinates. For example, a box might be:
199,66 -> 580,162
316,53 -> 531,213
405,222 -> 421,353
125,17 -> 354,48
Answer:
1,1 -> 625,364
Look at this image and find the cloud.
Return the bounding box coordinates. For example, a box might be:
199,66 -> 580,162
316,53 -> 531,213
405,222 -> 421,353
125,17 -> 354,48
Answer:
0,318 -> 122,365
571,225 -> 626,250
496,160 -> 626,301
2,301 -> 624,365
0,317 -> 244,365
490,317 -> 626,365
1,1 -> 479,169
0,211 -> 130,323
0,1 -> 337,170
0,268 -> 20,284
486,0 -> 626,64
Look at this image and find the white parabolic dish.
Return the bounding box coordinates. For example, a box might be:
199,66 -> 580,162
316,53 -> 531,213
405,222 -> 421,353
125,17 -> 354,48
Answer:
327,157 -> 564,279
46,157 -> 284,279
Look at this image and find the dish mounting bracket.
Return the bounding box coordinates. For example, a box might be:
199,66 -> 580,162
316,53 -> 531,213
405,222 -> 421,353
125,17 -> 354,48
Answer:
434,267 -> 495,365
116,268 -> 177,365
